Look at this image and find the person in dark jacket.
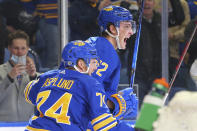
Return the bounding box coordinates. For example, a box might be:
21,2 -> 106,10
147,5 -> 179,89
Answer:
68,0 -> 100,41
127,0 -> 162,107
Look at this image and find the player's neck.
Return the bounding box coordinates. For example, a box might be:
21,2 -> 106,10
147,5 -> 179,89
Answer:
106,36 -> 117,49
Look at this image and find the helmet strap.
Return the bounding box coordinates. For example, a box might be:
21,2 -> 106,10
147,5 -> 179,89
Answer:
74,65 -> 89,74
105,28 -> 122,49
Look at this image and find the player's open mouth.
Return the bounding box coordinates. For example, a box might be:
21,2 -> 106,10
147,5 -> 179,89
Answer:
124,38 -> 128,43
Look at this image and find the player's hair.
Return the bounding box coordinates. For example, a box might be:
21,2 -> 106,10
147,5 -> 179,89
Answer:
101,22 -> 114,37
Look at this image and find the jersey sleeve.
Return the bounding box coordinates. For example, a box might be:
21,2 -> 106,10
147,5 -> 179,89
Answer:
85,79 -> 135,131
85,79 -> 117,130
24,76 -> 45,105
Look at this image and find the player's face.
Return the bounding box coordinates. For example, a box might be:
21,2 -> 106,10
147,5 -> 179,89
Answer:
118,21 -> 134,49
88,59 -> 98,75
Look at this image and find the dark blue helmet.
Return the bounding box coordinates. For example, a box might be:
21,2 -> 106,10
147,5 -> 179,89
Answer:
60,40 -> 98,69
98,5 -> 136,33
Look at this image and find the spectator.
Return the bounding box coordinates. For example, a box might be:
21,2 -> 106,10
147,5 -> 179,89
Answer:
68,0 -> 112,41
0,1 -> 39,66
154,0 -> 185,27
0,14 -> 8,64
185,16 -> 197,68
183,17 -> 197,92
24,40 -> 135,131
20,0 -> 59,69
0,1 -> 24,32
0,30 -> 39,122
68,0 -> 100,41
127,0 -> 162,107
0,1 -> 23,63
168,0 -> 191,91
98,0 -> 113,10
0,1 -> 38,41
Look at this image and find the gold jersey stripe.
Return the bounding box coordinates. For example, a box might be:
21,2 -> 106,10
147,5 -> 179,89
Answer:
100,121 -> 117,131
26,126 -> 49,131
91,113 -> 111,125
93,116 -> 116,131
24,81 -> 35,104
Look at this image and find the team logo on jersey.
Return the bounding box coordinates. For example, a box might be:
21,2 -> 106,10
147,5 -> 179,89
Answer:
73,41 -> 85,46
67,61 -> 72,66
104,6 -> 113,11
85,37 -> 97,47
60,70 -> 66,74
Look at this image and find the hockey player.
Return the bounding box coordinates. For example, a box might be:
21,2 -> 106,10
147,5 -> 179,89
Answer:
24,40 -> 135,131
86,5 -> 138,118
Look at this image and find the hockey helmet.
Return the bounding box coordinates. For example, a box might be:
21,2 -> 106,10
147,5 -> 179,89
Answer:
98,5 -> 136,33
60,40 -> 98,69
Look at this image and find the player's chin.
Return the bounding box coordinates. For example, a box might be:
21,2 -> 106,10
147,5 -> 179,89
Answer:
120,41 -> 127,49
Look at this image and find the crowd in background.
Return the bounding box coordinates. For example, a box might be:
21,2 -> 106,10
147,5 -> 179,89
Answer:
0,0 -> 196,122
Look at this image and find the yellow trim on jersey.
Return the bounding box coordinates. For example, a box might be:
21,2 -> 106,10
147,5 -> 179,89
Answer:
100,121 -> 117,131
194,1 -> 197,5
91,113 -> 111,125
93,116 -> 116,131
26,126 -> 49,131
24,81 -> 35,104
31,115 -> 39,121
24,81 -> 32,96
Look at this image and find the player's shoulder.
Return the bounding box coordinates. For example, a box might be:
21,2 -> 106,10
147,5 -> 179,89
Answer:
78,73 -> 97,83
38,69 -> 59,79
78,73 -> 102,88
86,36 -> 108,44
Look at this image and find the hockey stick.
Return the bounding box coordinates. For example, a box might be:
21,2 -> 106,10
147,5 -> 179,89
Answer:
130,0 -> 145,88
164,22 -> 197,103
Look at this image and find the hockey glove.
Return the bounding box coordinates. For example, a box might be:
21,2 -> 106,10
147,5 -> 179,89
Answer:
119,88 -> 138,119
107,88 -> 138,119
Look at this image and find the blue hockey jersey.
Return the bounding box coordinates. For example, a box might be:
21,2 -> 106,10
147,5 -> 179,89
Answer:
86,37 -> 121,96
24,69 -> 134,131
